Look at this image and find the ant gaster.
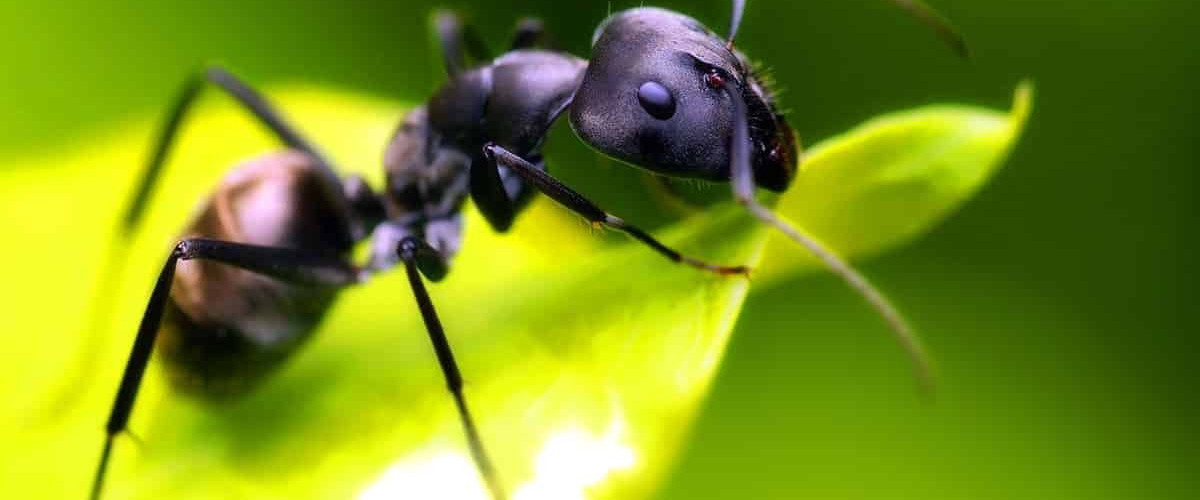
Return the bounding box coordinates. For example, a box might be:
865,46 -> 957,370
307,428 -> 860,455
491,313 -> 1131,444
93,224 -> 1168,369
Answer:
91,1 -> 966,499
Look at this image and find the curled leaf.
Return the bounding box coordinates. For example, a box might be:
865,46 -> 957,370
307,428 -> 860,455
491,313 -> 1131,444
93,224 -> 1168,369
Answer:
759,81 -> 1033,282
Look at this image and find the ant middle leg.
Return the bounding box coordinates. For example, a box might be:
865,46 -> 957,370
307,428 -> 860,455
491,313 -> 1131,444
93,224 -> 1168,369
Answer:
396,236 -> 506,500
90,239 -> 358,500
481,143 -> 749,276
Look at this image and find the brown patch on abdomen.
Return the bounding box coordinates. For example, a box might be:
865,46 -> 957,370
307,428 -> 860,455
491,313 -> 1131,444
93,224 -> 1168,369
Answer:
156,150 -> 349,400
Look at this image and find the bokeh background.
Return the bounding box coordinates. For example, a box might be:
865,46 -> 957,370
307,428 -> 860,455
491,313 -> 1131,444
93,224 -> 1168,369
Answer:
0,0 -> 1194,498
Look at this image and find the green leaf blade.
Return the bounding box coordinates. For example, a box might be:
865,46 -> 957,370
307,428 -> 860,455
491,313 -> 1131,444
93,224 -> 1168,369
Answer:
0,82 -> 1026,499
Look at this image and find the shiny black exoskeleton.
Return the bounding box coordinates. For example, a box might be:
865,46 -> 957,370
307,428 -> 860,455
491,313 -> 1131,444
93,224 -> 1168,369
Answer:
573,8 -> 797,191
91,1 -> 966,499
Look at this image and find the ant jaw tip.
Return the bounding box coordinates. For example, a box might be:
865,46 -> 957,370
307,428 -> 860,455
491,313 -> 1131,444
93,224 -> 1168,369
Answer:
705,264 -> 751,278
723,265 -> 752,278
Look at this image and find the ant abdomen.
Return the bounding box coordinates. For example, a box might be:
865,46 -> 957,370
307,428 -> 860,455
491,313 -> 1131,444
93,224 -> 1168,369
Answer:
157,151 -> 349,398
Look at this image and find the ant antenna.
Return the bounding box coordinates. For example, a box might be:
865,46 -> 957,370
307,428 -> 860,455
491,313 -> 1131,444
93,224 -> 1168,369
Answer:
729,1 -> 966,58
725,83 -> 936,397
727,0 -> 746,48
888,0 -> 969,58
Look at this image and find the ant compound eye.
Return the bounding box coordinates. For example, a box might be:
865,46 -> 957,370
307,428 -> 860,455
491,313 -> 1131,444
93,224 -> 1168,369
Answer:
703,70 -> 725,90
637,81 -> 676,120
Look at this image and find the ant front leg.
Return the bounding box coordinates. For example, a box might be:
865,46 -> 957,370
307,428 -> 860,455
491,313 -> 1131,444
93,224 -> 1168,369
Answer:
469,149 -> 547,233
395,236 -> 506,500
91,239 -> 358,500
482,143 -> 749,276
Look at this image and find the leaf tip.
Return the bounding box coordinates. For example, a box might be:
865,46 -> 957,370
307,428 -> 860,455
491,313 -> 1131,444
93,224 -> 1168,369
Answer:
1012,79 -> 1035,131
989,79 -> 1035,168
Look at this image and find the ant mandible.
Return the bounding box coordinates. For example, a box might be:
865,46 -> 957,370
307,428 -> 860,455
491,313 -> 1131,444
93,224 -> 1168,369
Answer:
90,1 -> 966,499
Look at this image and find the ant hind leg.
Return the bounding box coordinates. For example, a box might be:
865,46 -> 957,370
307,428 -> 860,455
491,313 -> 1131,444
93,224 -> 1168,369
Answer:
90,239 -> 357,500
124,66 -> 348,236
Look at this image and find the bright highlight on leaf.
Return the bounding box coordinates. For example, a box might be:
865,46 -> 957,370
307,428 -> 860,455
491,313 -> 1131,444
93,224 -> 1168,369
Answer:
0,82 -> 1029,500
360,404 -> 635,500
511,419 -> 636,500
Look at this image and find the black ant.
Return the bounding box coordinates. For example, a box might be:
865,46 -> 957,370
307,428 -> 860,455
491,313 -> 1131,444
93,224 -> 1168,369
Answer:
90,1 -> 966,498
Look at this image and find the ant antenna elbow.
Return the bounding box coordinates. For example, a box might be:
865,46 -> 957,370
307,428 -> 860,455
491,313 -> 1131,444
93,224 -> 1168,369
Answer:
888,0 -> 970,58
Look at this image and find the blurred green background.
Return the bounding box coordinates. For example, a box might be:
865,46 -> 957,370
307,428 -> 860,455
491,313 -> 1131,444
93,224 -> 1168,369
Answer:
0,0 -> 1194,498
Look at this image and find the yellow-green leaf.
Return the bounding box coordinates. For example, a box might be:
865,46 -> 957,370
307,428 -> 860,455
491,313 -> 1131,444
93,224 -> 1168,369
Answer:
0,83 -> 1027,500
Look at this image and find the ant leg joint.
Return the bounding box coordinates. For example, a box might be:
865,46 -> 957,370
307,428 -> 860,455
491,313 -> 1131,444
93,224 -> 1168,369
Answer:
481,142 -> 499,160
170,239 -> 200,260
602,214 -> 626,227
734,191 -> 756,207
396,237 -> 422,262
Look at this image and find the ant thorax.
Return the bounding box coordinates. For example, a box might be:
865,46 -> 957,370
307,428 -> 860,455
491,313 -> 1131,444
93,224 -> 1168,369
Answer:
368,106 -> 471,273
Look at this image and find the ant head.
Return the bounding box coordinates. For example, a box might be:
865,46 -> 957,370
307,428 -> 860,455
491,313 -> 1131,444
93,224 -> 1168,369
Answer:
569,7 -> 796,192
